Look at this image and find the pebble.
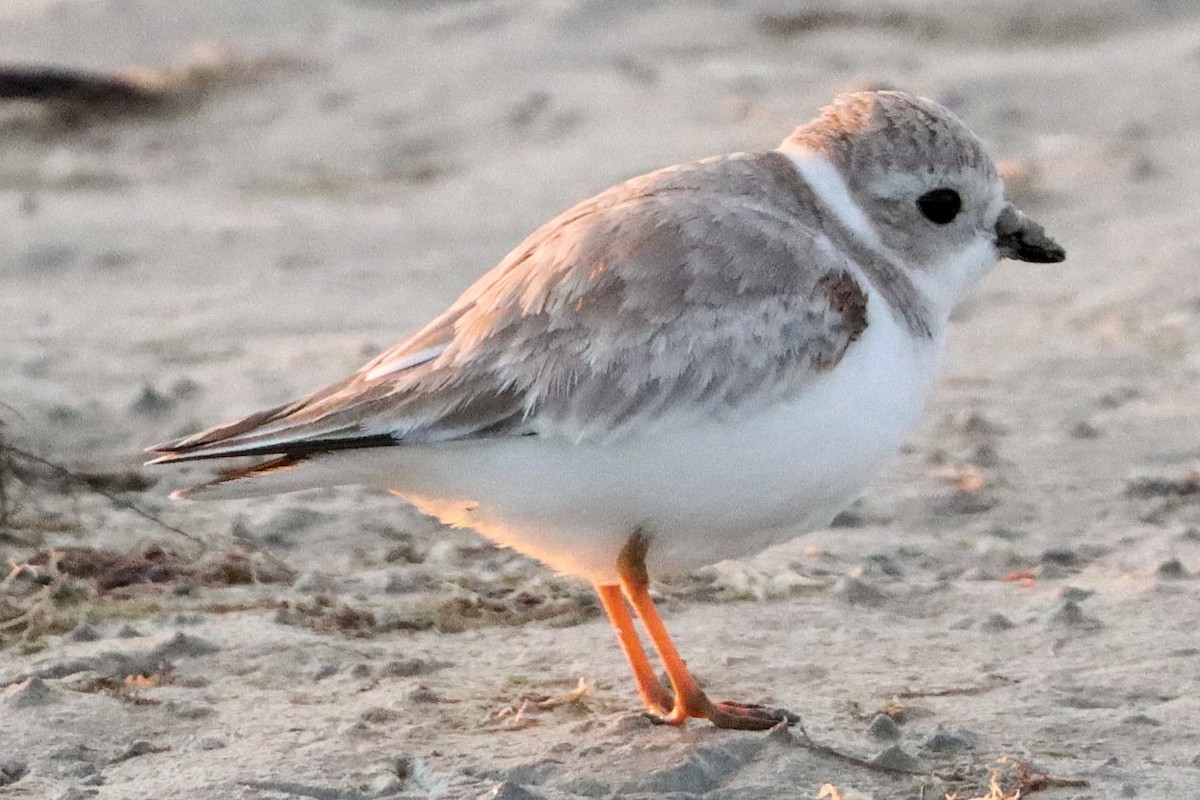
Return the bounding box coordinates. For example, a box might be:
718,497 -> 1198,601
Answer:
312,663 -> 338,682
485,782 -> 542,800
406,686 -> 440,704
116,624 -> 143,638
350,663 -> 373,679
1069,420 -> 1102,439
1047,600 -> 1101,630
128,386 -> 174,417
1122,713 -> 1162,726
3,676 -> 56,708
50,744 -> 92,762
154,631 -> 220,659
1041,548 -> 1081,568
360,706 -> 399,723
56,789 -> 98,800
381,658 -> 447,678
112,740 -> 156,763
869,745 -> 922,772
608,712 -> 654,733
867,713 -> 901,740
60,762 -> 96,779
1059,586 -> 1094,602
980,613 -> 1015,633
0,760 -> 27,786
834,576 -> 886,607
921,725 -> 976,753
67,623 -> 102,642
1157,558 -> 1190,580
195,737 -> 226,751
864,553 -> 902,578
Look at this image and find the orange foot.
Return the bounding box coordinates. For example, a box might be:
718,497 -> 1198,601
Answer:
595,531 -> 800,731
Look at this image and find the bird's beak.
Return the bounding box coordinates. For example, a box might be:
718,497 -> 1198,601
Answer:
993,204 -> 1066,263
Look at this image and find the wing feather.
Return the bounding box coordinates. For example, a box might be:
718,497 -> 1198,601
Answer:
147,152 -> 868,465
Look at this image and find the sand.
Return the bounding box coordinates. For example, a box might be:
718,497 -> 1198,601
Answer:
2,1 -> 1200,798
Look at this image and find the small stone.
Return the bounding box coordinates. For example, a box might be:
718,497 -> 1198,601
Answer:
1122,713 -> 1162,726
56,789 -> 99,800
1041,548 -> 1080,568
360,706 -> 399,723
869,745 -> 922,772
608,712 -> 654,733
1039,563 -> 1072,580
484,781 -> 542,800
153,632 -> 219,659
406,686 -> 439,704
128,386 -> 174,417
50,744 -> 92,762
0,760 -> 28,786
1157,558 -> 1190,580
980,613 -> 1015,632
113,740 -> 156,763
1059,586 -> 1094,602
381,658 -> 446,677
867,713 -> 901,740
350,663 -> 373,679
922,725 -> 976,753
1069,420 -> 1102,439
1048,600 -> 1101,629
312,663 -> 338,681
195,737 -> 226,751
864,553 -> 902,578
834,576 -> 886,607
170,377 -> 202,399
60,761 -> 97,778
67,622 -> 102,642
830,507 -> 866,528
116,624 -> 143,638
3,676 -> 56,708
767,720 -> 795,744
165,700 -> 215,719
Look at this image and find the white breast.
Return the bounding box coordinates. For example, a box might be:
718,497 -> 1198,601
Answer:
363,287 -> 944,584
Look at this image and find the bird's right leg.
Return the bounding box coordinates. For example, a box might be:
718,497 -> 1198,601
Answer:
594,582 -> 674,715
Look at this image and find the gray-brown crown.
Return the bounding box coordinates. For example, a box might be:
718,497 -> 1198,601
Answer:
782,91 -> 998,190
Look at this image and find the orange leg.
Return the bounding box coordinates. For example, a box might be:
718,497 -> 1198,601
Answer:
594,583 -> 673,715
614,530 -> 797,730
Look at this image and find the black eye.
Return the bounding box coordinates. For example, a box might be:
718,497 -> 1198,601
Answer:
916,188 -> 962,225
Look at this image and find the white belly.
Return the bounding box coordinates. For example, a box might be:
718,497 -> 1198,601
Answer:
359,300 -> 943,583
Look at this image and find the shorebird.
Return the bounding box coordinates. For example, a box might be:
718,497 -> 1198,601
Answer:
148,91 -> 1064,729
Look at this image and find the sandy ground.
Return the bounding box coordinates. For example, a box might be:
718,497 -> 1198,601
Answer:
2,1 -> 1200,798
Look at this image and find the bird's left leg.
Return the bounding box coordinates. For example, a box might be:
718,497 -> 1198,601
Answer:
616,530 -> 796,730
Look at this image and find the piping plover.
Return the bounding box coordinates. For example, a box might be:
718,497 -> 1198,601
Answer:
148,91 -> 1064,730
